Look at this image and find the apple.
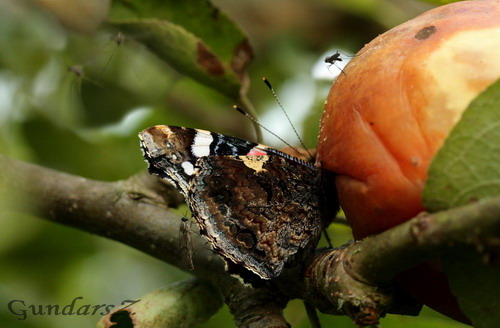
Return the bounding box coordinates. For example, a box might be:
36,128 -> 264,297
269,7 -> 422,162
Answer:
316,0 -> 500,324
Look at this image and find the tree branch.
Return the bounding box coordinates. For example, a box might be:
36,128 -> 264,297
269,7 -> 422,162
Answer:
2,154 -> 500,327
302,198 -> 500,325
0,155 -> 289,327
347,204 -> 500,285
97,279 -> 223,327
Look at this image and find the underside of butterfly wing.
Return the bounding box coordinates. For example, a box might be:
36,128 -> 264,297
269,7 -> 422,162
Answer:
139,125 -> 264,197
139,125 -> 329,281
189,155 -> 324,279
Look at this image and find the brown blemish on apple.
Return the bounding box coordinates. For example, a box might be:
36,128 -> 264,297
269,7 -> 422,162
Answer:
415,25 -> 437,40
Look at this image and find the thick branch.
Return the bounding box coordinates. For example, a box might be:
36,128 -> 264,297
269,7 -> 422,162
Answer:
2,155 -> 500,326
347,204 -> 500,284
0,155 -> 289,327
302,198 -> 500,325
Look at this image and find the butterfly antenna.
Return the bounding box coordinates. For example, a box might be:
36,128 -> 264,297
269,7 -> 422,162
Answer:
262,77 -> 314,160
233,105 -> 307,159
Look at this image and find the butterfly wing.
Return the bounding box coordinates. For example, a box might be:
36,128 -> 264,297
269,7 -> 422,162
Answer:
189,154 -> 324,279
139,125 -> 325,279
139,125 -> 263,198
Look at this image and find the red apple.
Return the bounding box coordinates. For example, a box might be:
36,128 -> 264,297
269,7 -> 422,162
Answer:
316,0 -> 500,323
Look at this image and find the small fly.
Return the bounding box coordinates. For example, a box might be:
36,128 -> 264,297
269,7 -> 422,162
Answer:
324,51 -> 349,75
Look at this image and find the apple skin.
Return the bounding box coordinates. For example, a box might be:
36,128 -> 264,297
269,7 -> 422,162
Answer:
316,0 -> 500,324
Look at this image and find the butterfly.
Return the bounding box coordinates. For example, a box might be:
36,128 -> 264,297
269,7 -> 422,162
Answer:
139,125 -> 336,281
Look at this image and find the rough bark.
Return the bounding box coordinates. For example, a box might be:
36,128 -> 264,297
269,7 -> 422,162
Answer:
2,154 -> 499,326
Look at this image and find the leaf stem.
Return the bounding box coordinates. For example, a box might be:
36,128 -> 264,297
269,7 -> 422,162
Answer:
239,94 -> 263,143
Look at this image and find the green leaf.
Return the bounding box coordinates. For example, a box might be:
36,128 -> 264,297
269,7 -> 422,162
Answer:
423,79 -> 500,327
443,248 -> 500,328
423,78 -> 500,211
109,0 -> 253,100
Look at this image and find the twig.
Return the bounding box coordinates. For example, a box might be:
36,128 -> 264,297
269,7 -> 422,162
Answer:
302,198 -> 500,325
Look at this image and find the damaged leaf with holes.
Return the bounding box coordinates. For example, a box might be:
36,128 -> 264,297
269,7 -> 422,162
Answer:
109,0 -> 253,99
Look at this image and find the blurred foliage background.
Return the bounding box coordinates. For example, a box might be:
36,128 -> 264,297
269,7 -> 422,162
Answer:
0,0 -> 470,327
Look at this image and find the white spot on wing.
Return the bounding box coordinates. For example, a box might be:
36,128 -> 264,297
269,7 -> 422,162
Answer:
181,161 -> 195,175
192,131 -> 213,157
